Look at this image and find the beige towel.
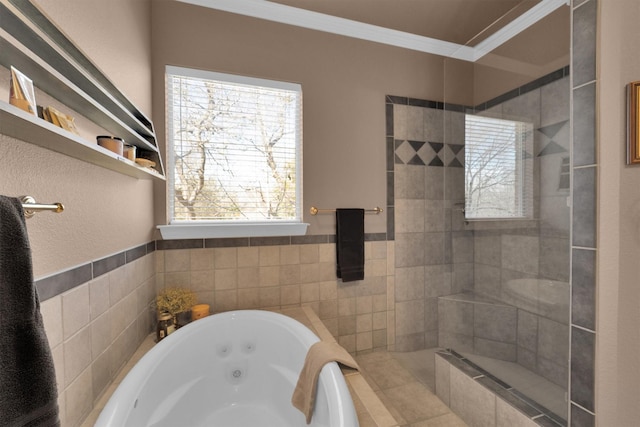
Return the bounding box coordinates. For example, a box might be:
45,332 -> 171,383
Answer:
292,341 -> 359,424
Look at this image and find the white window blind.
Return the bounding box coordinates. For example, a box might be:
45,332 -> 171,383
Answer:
166,66 -> 302,225
464,115 -> 533,220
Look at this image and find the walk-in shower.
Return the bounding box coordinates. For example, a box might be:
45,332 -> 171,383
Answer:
441,4 -> 571,422
390,2 -> 570,424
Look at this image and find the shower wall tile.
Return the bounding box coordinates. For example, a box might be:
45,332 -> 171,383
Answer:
452,231 -> 474,263
573,83 -> 596,167
539,235 -> 570,282
424,199 -> 446,231
386,171 -> 394,205
438,299 -> 473,336
572,166 -> 597,248
395,332 -> 425,352
395,233 -> 426,267
425,167 -> 445,200
517,310 -> 538,352
407,106 -> 426,140
502,88 -> 541,128
474,264 -> 502,299
538,318 -> 569,365
501,235 -> 540,276
540,77 -> 570,127
452,262 -> 473,294
444,110 -> 466,144
570,326 -> 595,412
395,199 -> 425,233
385,101 -> 395,136
571,403 -> 595,427
571,248 -> 596,330
393,104 -> 408,140
474,303 -> 517,343
435,354 -> 451,405
395,299 -> 425,336
474,337 -> 516,362
537,355 -> 568,388
572,0 -> 597,87
450,364 -> 497,427
424,107 -> 445,142
425,296 -> 439,332
395,266 -> 424,301
424,232 -> 446,265
474,233 -> 502,267
424,264 -> 453,297
444,167 -> 465,201
395,164 -> 426,199
517,347 -> 537,372
496,398 -> 539,427
438,331 -> 474,354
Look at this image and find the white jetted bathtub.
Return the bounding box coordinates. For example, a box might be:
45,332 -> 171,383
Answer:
94,310 -> 359,427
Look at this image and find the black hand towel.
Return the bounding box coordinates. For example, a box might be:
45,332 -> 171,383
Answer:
0,196 -> 60,427
335,208 -> 365,282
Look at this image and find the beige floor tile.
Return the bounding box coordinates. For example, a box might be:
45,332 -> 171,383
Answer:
382,381 -> 450,424
375,389 -> 408,425
356,353 -> 417,389
409,412 -> 468,427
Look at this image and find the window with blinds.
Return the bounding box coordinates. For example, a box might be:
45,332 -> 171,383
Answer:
464,114 -> 533,220
166,66 -> 302,224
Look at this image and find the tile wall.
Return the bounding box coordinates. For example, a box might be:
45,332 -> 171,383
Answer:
386,70 -> 571,374
155,237 -> 395,355
39,247 -> 156,427
569,0 -> 598,425
387,97 -> 472,352
435,351 -> 564,427
37,234 -> 395,426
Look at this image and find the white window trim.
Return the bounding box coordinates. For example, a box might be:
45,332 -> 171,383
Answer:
157,222 -> 309,239
158,66 -> 308,240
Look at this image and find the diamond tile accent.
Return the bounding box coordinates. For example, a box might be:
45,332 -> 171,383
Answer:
417,143 -> 437,165
537,120 -> 569,157
395,140 -> 416,164
392,139 -> 466,167
445,143 -> 465,168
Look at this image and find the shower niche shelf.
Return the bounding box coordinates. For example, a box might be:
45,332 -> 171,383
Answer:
0,0 -> 165,180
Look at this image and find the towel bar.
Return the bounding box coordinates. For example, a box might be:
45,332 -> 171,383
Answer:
310,206 -> 383,215
20,196 -> 64,218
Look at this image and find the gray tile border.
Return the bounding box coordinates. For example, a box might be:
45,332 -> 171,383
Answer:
36,242 -> 155,302
93,252 -> 125,278
572,83 -> 596,167
570,327 -> 595,412
572,0 -> 597,88
36,264 -> 93,302
570,403 -> 594,427
571,248 -> 596,330
571,166 -> 597,248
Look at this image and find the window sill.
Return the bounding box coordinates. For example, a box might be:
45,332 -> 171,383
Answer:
157,222 -> 310,240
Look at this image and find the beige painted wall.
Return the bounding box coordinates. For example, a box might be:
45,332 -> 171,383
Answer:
597,1 -> 640,424
151,1 -> 447,235
0,0 -> 154,277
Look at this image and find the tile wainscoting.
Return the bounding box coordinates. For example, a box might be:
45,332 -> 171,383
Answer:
37,235 -> 395,426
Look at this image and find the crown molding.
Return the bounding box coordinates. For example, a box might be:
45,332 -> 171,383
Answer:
176,0 -> 568,63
